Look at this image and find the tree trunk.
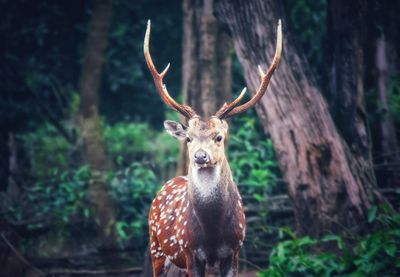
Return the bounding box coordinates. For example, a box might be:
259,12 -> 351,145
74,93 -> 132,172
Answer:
78,0 -> 116,247
215,0 -> 383,238
367,0 -> 400,188
177,0 -> 232,175
375,36 -> 400,187
327,0 -> 377,189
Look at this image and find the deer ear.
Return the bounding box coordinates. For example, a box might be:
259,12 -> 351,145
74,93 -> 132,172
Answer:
164,120 -> 188,140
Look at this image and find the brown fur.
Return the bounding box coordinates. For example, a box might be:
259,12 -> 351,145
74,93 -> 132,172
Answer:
149,117 -> 246,277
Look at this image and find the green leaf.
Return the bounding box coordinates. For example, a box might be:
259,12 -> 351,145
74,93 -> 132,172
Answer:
368,206 -> 378,223
297,236 -> 316,247
385,244 -> 396,257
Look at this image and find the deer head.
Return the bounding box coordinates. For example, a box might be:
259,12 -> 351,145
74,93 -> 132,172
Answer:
144,19 -> 282,177
164,117 -> 228,168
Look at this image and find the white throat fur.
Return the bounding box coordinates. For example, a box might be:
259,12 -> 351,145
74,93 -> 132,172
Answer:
191,164 -> 221,199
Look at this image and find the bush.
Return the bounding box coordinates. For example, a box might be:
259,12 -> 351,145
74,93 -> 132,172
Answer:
8,165 -> 91,228
103,122 -> 155,163
103,121 -> 179,176
110,162 -> 158,245
18,123 -> 72,177
14,121 -> 178,248
228,115 -> 279,200
259,206 -> 400,276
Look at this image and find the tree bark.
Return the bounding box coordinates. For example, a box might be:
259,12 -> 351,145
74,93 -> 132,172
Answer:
177,0 -> 232,175
375,36 -> 400,187
367,0 -> 400,188
327,0 -> 377,189
215,0 -> 383,238
78,0 -> 116,247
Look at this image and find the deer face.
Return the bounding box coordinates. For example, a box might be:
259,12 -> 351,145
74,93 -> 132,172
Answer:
164,117 -> 228,169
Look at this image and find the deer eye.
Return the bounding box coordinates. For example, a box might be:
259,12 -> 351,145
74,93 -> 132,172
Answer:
215,135 -> 223,143
186,137 -> 192,143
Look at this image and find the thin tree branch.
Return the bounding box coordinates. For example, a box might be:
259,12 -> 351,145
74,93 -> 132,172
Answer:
0,233 -> 45,277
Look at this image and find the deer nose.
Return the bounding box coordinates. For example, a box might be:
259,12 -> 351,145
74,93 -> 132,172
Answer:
194,149 -> 209,165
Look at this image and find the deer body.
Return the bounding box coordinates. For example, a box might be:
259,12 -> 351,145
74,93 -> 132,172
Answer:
149,132 -> 245,275
149,175 -> 245,275
143,19 -> 282,277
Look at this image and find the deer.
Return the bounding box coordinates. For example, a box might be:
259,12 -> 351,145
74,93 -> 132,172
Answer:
144,19 -> 282,277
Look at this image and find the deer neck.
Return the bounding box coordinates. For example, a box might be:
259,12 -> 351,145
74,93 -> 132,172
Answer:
188,157 -> 234,203
187,157 -> 237,237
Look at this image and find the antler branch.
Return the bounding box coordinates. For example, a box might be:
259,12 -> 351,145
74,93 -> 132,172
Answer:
144,20 -> 197,118
215,20 -> 283,119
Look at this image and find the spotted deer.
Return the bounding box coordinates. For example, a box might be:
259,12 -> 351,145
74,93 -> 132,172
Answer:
144,19 -> 282,277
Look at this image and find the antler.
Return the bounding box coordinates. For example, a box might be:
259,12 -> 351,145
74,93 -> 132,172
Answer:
144,20 -> 197,118
215,20 -> 283,119
214,88 -> 247,118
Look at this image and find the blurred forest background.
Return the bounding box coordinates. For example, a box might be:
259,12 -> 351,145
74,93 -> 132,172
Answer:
1,0 -> 400,276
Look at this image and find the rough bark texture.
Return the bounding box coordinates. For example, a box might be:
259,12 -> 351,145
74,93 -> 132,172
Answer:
327,0 -> 376,188
215,0 -> 382,237
368,0 -> 400,188
177,0 -> 232,175
78,0 -> 116,247
375,37 -> 400,187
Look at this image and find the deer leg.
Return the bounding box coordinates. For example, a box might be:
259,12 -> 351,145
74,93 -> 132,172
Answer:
186,253 -> 206,277
151,255 -> 166,277
149,234 -> 166,277
219,252 -> 238,277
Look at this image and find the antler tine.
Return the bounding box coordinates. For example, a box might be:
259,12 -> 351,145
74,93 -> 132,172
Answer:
218,19 -> 283,119
144,20 -> 197,118
214,88 -> 247,118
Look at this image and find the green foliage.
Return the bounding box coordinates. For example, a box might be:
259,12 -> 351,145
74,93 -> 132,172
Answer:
9,166 -> 91,227
104,122 -> 155,161
229,116 -> 279,198
103,121 -> 178,172
15,120 -> 179,248
259,207 -> 400,276
152,130 -> 180,171
110,162 -> 157,243
104,121 -> 178,243
18,123 -> 72,177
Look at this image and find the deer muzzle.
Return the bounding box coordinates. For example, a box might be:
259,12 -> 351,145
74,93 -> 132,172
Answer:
194,149 -> 210,167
